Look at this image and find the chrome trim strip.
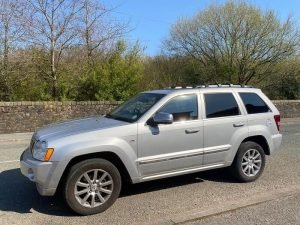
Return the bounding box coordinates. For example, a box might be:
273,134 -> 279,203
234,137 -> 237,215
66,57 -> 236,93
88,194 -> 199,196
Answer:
137,144 -> 231,165
203,145 -> 230,154
141,163 -> 225,181
138,151 -> 204,165
204,148 -> 229,154
137,148 -> 204,165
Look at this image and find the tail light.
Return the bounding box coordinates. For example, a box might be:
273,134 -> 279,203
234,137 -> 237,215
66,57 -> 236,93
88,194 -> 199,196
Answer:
274,115 -> 280,131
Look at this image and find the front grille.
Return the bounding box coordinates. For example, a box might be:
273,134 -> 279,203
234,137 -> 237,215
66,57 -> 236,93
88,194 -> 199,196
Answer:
20,151 -> 25,160
30,136 -> 36,153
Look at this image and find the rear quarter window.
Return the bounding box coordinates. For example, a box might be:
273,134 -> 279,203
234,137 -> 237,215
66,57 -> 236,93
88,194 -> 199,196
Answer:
204,93 -> 240,118
239,92 -> 271,114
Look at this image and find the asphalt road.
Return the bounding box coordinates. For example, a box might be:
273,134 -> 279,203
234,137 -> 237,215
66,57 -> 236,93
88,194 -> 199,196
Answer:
187,192 -> 300,225
0,122 -> 299,225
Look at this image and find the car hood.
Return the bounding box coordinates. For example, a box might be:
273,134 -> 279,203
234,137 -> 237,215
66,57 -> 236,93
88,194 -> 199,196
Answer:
35,116 -> 129,141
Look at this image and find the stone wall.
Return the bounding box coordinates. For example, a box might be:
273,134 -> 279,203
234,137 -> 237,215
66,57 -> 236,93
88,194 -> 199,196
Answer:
0,101 -> 120,134
0,100 -> 299,134
272,100 -> 300,119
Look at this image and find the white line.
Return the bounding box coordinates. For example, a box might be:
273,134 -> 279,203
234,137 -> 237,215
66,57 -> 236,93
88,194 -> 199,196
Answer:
0,160 -> 20,164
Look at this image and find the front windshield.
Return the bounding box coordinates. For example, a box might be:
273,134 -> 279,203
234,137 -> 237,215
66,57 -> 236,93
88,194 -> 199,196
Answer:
106,93 -> 165,123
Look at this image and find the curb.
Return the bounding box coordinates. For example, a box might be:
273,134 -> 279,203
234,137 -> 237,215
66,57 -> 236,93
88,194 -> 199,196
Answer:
143,185 -> 300,225
0,132 -> 33,142
281,117 -> 300,125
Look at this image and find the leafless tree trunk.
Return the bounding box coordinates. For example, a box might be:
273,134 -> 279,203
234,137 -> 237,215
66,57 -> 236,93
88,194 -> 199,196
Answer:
80,0 -> 127,67
25,0 -> 82,100
0,21 -> 10,99
3,23 -> 9,81
49,0 -> 57,98
0,0 -> 25,99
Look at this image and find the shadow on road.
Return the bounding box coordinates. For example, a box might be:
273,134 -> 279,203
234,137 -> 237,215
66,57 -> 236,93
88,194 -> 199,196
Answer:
0,168 -> 74,216
120,168 -> 238,197
197,168 -> 238,183
0,167 -> 236,216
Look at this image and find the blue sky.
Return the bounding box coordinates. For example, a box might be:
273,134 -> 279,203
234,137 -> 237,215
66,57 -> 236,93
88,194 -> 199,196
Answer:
102,0 -> 300,56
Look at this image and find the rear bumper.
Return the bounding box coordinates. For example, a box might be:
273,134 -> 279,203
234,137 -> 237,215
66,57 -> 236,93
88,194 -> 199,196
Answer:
20,148 -> 57,196
270,133 -> 282,154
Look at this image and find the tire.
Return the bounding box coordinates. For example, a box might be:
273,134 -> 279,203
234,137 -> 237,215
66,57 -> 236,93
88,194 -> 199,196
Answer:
64,158 -> 121,215
230,141 -> 266,182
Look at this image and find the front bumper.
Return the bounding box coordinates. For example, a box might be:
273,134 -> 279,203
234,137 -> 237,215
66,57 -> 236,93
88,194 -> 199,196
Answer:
20,148 -> 57,196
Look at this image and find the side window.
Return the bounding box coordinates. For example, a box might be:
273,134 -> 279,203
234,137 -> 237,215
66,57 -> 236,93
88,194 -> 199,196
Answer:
239,93 -> 271,114
158,95 -> 198,122
205,93 -> 240,118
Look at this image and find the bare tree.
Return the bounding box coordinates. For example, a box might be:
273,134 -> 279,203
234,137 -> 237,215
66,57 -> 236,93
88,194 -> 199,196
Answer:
0,0 -> 25,99
25,0 -> 82,99
163,1 -> 300,84
79,0 -> 127,66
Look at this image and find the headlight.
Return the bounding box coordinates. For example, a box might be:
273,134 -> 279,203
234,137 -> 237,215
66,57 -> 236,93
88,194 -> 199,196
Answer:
32,140 -> 54,161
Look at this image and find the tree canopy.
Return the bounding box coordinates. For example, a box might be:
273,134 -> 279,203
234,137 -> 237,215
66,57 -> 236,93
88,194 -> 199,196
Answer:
163,1 -> 300,84
0,0 -> 299,101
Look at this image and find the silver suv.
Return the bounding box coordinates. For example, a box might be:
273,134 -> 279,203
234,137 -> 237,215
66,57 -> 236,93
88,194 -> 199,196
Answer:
20,85 -> 282,215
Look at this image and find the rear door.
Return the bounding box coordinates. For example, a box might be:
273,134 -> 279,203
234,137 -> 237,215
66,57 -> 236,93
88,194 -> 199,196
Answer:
202,90 -> 248,165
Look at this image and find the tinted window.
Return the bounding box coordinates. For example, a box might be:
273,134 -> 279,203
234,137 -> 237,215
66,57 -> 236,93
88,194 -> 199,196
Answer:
205,93 -> 240,118
239,93 -> 271,114
158,95 -> 198,122
107,93 -> 165,122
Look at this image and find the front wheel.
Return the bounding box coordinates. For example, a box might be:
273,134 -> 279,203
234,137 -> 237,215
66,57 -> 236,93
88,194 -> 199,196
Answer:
64,158 -> 121,215
230,141 -> 266,182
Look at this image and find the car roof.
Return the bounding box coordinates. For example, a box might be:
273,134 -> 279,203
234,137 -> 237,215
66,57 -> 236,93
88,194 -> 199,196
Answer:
143,85 -> 259,96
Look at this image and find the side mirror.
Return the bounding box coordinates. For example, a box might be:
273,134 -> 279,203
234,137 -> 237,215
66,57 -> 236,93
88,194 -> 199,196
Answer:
152,112 -> 173,125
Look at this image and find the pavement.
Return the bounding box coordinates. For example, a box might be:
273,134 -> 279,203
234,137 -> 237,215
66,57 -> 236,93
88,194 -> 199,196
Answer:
0,119 -> 299,225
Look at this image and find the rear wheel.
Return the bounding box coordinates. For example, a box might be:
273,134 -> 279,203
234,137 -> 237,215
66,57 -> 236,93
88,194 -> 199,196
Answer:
231,141 -> 265,182
64,158 -> 121,215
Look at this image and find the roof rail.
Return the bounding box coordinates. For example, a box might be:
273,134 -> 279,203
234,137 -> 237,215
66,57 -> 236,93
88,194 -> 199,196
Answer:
165,84 -> 253,89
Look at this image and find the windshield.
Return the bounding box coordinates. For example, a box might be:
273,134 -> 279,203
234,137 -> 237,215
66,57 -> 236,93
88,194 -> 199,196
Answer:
106,93 -> 165,123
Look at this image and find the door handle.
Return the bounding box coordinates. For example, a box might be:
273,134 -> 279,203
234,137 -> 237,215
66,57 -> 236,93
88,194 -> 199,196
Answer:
185,128 -> 200,134
233,122 -> 245,127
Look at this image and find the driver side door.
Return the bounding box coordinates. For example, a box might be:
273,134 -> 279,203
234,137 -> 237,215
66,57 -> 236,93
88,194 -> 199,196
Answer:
137,94 -> 204,177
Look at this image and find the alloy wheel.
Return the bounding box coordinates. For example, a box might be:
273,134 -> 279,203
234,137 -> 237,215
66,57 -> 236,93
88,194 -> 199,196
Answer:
241,149 -> 262,177
74,169 -> 114,208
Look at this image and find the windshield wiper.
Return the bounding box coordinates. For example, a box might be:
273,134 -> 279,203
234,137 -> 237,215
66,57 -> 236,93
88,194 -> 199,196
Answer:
105,114 -> 132,123
105,113 -> 114,119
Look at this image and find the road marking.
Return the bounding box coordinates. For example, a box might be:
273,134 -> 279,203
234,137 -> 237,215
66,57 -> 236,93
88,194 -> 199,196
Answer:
0,159 -> 20,164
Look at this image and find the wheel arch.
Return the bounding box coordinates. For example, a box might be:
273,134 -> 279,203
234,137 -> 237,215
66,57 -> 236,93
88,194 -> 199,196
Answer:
241,135 -> 270,155
57,151 -> 133,193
